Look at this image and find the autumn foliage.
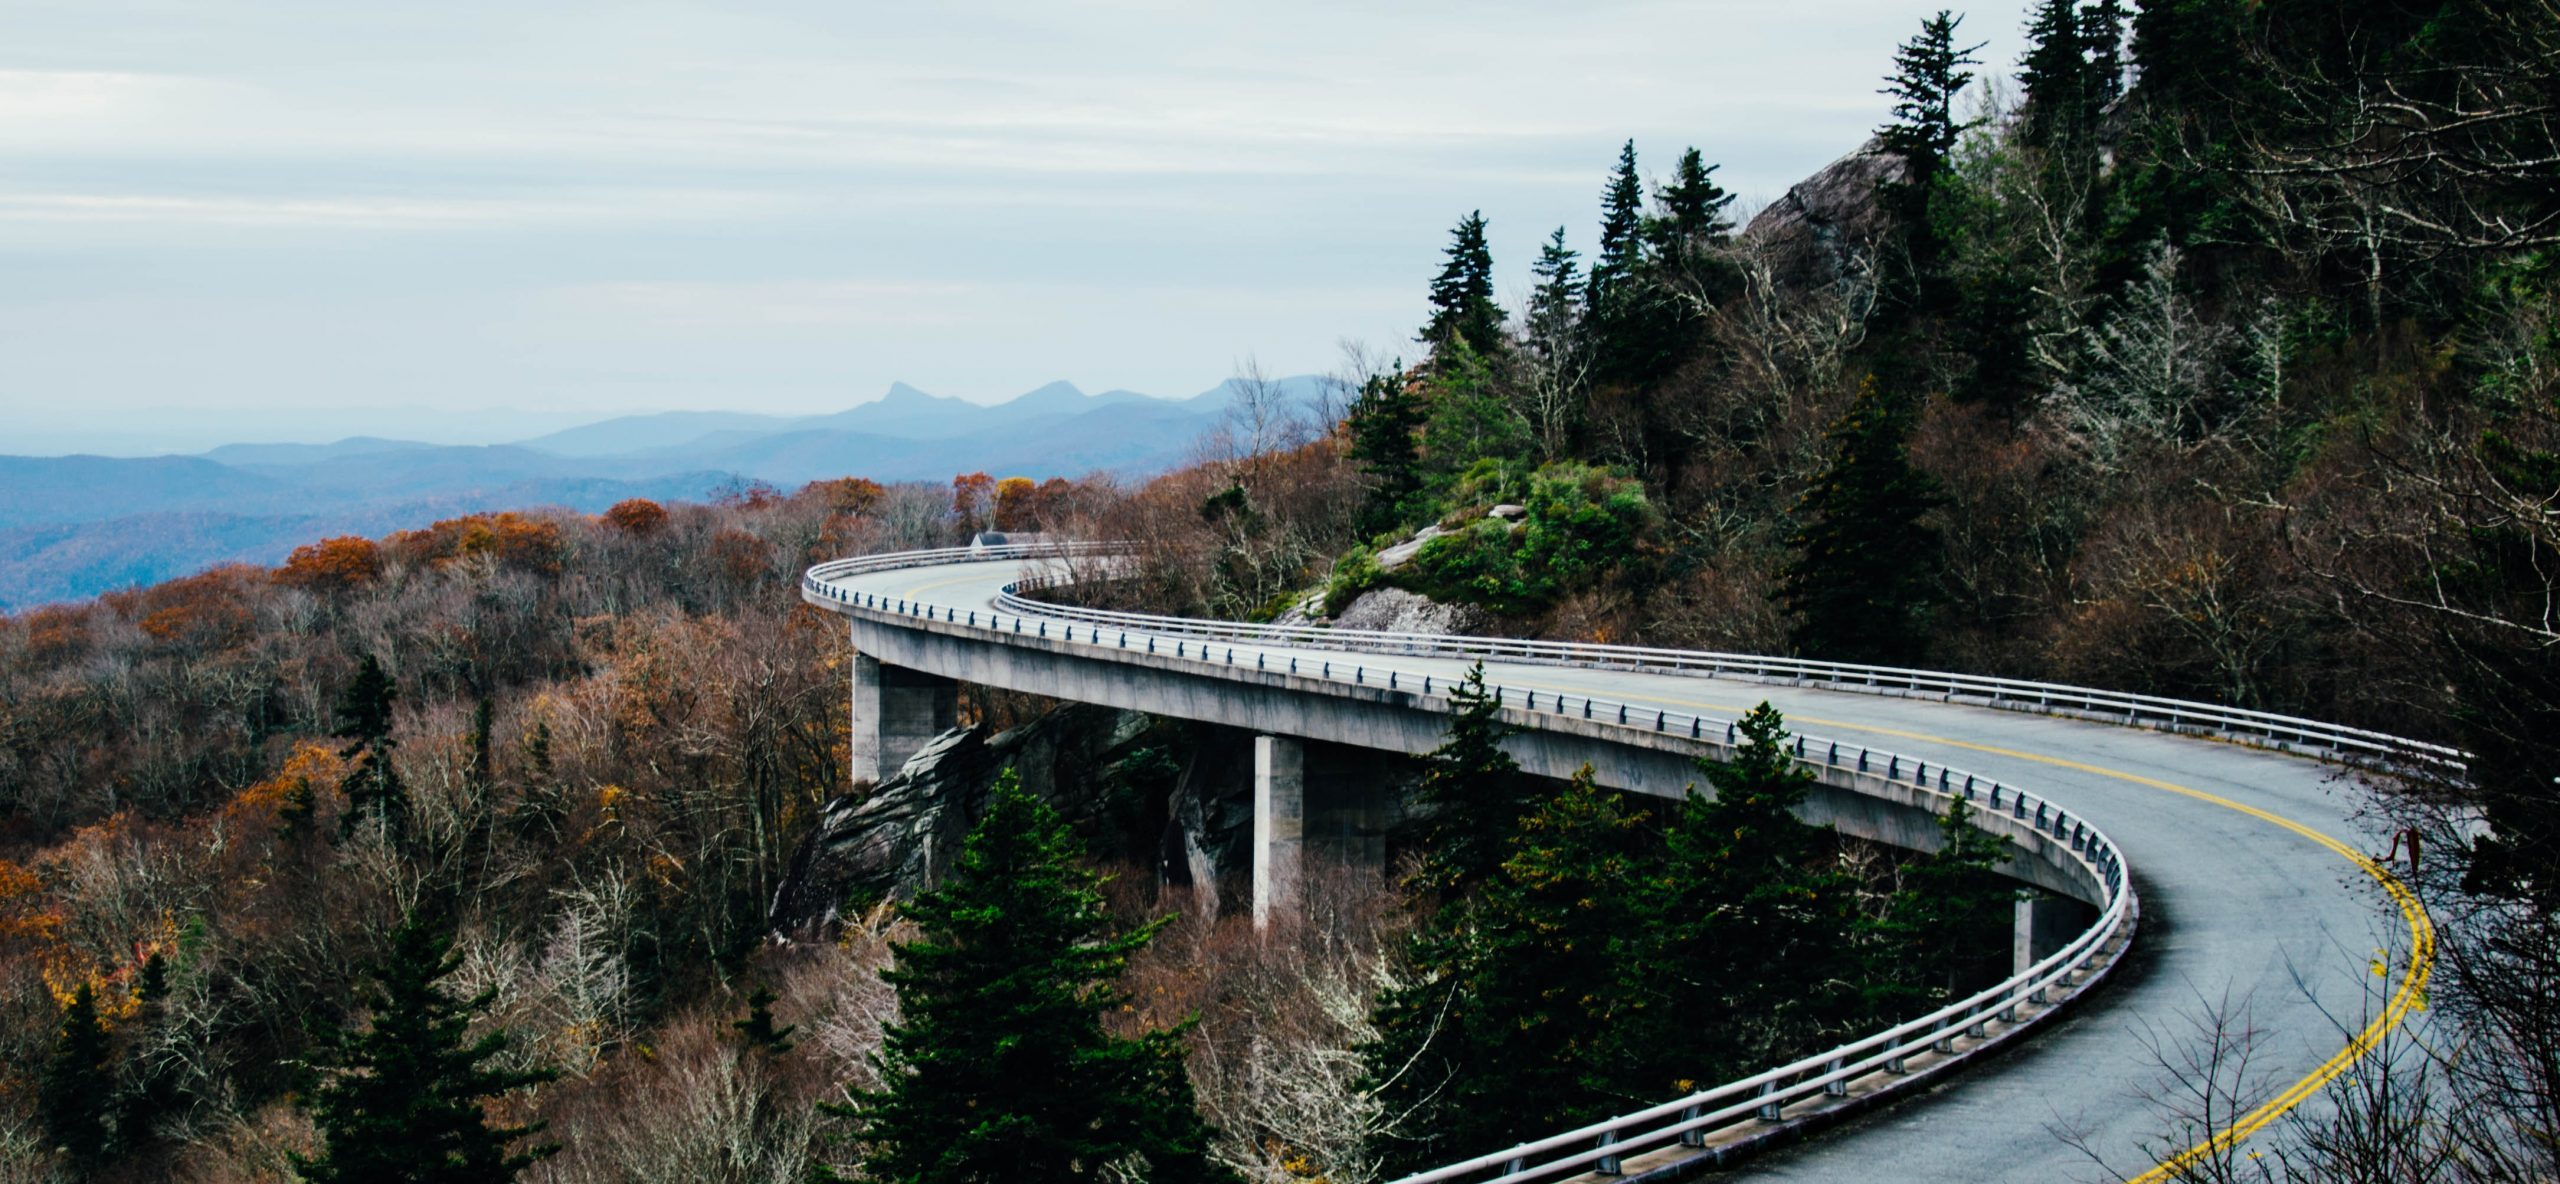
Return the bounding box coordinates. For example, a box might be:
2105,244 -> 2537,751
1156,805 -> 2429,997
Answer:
277,536 -> 385,591
602,498 -> 670,535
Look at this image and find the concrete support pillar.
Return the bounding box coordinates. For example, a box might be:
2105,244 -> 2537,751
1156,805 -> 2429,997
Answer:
2014,893 -> 2083,976
1253,735 -> 1305,929
850,651 -> 958,785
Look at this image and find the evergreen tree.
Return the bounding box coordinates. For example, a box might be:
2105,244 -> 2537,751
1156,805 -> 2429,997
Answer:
833,772 -> 1235,1184
297,912 -> 558,1184
1612,704 -> 1860,1094
1877,11 -> 1985,314
1586,140 -> 1647,315
1862,797 -> 2019,1013
38,980 -> 115,1164
1345,367 -> 1426,536
1407,663 -> 1535,897
1421,210 -> 1506,358
1646,147 -> 1736,257
334,653 -> 406,835
1524,226 -> 1583,363
2080,0 -> 2126,111
1361,768 -> 1654,1171
2018,0 -> 2092,149
1778,376 -> 1946,666
733,984 -> 795,1055
1877,10 -> 1985,186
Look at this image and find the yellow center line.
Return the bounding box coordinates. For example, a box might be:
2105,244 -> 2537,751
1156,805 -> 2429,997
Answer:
857,580 -> 2437,1174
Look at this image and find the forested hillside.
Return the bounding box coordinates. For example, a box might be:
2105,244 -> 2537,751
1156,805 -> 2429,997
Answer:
3,0 -> 2557,1179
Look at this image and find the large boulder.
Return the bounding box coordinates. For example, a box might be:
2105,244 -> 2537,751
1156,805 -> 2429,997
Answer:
770,704 -> 1156,934
1743,138 -> 1910,286
1331,585 -> 1491,636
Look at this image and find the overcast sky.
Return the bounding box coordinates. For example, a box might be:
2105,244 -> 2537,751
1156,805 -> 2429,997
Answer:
0,0 -> 2023,455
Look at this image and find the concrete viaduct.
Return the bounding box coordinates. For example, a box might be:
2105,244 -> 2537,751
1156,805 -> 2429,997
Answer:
804,544 -> 2435,1184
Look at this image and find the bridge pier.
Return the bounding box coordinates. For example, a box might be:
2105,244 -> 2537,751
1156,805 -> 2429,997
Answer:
851,652 -> 958,785
1253,735 -> 1304,929
2015,893 -> 2089,976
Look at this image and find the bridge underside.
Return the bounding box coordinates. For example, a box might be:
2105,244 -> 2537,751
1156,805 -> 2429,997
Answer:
844,616 -> 2103,920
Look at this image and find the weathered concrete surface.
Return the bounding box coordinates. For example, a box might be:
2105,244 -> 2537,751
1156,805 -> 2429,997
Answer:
1252,734 -> 1304,928
849,652 -> 957,784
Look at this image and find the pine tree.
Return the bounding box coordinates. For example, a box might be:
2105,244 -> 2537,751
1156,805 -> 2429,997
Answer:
2080,0 -> 2126,111
2018,0 -> 2092,149
833,771 -> 1235,1184
1862,797 -> 2019,1013
1778,376 -> 1946,666
1407,663 -> 1535,897
1361,767 -> 1654,1171
1421,210 -> 1506,358
1524,226 -> 1583,363
1587,140 -> 1647,316
38,980 -> 115,1164
1877,10 -> 1985,186
1611,703 -> 1861,1094
1646,147 -> 1736,257
296,913 -> 560,1184
1345,367 -> 1426,536
733,984 -> 795,1055
334,653 -> 406,835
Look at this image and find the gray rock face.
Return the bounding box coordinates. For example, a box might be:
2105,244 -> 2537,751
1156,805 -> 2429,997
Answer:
1744,138 -> 1909,286
1373,524 -> 1452,571
1331,585 -> 1491,636
769,703 -> 1161,934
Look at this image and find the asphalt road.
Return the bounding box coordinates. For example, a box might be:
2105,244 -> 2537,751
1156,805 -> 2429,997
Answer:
816,557 -> 2429,1183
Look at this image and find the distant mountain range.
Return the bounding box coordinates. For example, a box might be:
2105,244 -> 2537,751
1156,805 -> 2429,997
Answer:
0,375 -> 1330,610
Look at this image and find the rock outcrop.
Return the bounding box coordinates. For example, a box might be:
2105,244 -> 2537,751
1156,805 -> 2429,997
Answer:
772,704 -> 1156,934
1744,138 -> 1909,287
1329,586 -> 1491,636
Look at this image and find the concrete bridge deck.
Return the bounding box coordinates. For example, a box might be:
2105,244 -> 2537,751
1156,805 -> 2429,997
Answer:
805,552 -> 2430,1183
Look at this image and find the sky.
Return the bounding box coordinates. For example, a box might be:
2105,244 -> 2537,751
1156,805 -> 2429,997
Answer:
0,0 -> 2024,455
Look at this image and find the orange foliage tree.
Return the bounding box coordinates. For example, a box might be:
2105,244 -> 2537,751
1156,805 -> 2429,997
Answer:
389,512 -> 568,574
951,472 -> 995,533
803,476 -> 886,517
602,498 -> 670,535
276,536 -> 384,591
992,476 -> 1039,531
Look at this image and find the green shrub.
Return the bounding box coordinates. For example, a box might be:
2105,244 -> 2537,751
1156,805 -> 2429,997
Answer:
1324,546 -> 1384,617
1402,463 -> 1653,617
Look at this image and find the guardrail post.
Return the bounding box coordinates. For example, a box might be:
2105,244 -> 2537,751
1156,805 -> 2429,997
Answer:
1888,755 -> 1898,779
1757,1081 -> 1783,1122
1583,698 -> 1592,718
1617,703 -> 1627,724
1825,1056 -> 1849,1097
1859,749 -> 1869,772
1678,1103 -> 1708,1147
1595,1129 -> 1623,1175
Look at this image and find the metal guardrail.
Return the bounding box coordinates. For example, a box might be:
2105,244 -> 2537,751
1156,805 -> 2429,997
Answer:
801,543 -> 2144,1183
981,567 -> 2464,774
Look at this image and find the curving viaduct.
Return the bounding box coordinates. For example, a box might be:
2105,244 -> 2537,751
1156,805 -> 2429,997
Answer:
802,545 -> 2434,1184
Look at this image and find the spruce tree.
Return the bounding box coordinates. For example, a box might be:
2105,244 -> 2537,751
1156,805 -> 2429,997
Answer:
38,980 -> 115,1164
1524,226 -> 1584,363
297,912 -> 559,1184
2080,0 -> 2126,111
2018,0 -> 2092,150
1588,140 -> 1646,314
833,771 -> 1235,1184
1778,376 -> 1946,666
1647,146 -> 1736,257
1361,767 -> 1654,1171
1877,11 -> 1985,315
1863,797 -> 2019,1013
733,984 -> 795,1055
1611,703 -> 1860,1094
1407,663 -> 1535,897
334,653 -> 406,835
1345,367 -> 1426,536
1877,10 -> 1984,186
1421,210 -> 1506,358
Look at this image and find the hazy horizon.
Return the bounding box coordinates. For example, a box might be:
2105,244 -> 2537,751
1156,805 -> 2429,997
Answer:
3,0 -> 2026,456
